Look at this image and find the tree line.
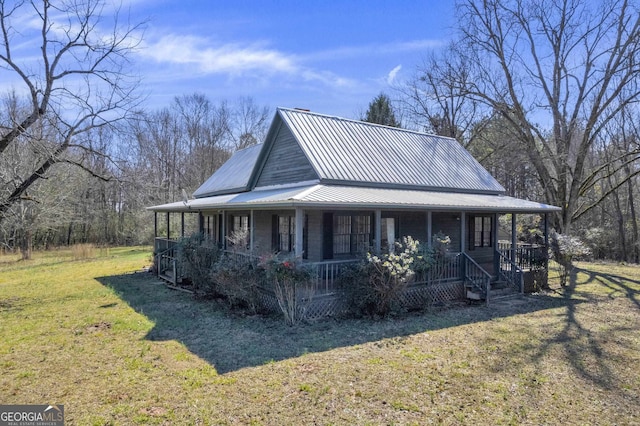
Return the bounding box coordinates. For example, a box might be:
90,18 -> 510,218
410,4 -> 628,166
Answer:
1,0 -> 639,263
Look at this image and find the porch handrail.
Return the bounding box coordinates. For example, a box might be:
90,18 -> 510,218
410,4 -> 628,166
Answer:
461,252 -> 491,305
497,250 -> 524,294
497,241 -> 547,271
155,245 -> 179,285
304,259 -> 360,294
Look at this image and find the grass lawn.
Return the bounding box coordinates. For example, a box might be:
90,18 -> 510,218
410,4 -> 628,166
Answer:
1,248 -> 639,425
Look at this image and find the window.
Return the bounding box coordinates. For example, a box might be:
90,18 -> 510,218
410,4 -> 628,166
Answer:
333,214 -> 371,255
333,215 -> 351,254
353,215 -> 371,253
278,215 -> 295,252
233,215 -> 249,233
470,215 -> 492,249
230,214 -> 249,247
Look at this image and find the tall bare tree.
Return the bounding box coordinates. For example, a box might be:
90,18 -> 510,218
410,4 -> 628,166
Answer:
453,0 -> 640,232
229,96 -> 271,150
401,48 -> 485,147
0,0 -> 144,218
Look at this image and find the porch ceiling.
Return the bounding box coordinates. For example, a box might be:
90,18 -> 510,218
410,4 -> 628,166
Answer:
148,184 -> 561,214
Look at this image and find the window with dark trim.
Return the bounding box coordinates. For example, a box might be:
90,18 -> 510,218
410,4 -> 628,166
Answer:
277,215 -> 295,252
231,214 -> 249,247
333,214 -> 371,255
233,215 -> 249,233
470,215 -> 492,249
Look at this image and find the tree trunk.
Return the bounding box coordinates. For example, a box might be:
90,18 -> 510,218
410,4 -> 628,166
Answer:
20,228 -> 32,260
627,175 -> 639,264
607,173 -> 626,261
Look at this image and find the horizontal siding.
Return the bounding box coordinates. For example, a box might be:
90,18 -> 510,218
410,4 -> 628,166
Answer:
432,212 -> 462,252
397,211 -> 427,243
256,124 -> 318,187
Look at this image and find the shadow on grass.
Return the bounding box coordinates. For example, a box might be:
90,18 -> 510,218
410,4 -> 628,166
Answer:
98,272 -> 569,374
573,266 -> 640,310
523,265 -> 640,393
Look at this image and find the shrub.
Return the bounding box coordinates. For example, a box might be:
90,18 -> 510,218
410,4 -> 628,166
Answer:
261,255 -> 312,325
339,236 -> 439,317
549,231 -> 591,286
177,234 -> 221,297
213,253 -> 263,313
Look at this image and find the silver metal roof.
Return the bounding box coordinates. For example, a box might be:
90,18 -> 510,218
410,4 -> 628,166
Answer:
192,144 -> 262,198
149,184 -> 561,213
277,108 -> 506,194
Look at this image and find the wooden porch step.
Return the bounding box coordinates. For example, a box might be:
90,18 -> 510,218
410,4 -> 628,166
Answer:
158,270 -> 175,284
466,280 -> 519,301
489,286 -> 517,298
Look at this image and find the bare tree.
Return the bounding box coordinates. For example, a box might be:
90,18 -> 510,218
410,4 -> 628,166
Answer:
0,0 -> 145,218
453,0 -> 640,232
229,96 -> 271,150
401,47 -> 485,147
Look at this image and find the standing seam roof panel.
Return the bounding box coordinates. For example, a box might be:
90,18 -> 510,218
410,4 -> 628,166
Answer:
276,108 -> 505,193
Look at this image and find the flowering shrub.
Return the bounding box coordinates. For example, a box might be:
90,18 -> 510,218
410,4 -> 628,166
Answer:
260,255 -> 312,325
549,231 -> 591,286
339,236 -> 442,317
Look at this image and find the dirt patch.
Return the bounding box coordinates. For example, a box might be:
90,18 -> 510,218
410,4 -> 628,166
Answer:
0,296 -> 21,311
139,406 -> 168,417
86,321 -> 112,332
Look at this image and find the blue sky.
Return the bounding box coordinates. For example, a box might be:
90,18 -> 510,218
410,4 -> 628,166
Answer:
131,0 -> 456,118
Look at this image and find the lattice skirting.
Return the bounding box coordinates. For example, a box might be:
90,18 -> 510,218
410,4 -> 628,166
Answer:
255,288 -> 280,313
256,287 -> 347,320
399,281 -> 465,309
256,281 -> 464,320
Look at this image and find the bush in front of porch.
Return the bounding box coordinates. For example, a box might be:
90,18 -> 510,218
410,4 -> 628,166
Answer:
337,234 -> 450,317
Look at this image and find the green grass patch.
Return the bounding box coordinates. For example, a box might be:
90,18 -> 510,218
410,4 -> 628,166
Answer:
1,248 -> 639,424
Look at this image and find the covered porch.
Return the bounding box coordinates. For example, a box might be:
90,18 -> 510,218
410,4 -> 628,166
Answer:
151,204 -> 554,306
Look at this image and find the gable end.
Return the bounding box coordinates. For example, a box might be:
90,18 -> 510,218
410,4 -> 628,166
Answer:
254,120 -> 319,187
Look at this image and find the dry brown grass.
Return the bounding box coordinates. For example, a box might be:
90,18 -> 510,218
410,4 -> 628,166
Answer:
0,251 -> 638,425
70,243 -> 95,260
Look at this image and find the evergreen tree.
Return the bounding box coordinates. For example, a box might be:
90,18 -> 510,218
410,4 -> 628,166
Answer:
364,94 -> 400,127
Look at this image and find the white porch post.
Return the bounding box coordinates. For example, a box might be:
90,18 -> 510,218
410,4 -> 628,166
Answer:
374,209 -> 382,253
294,207 -> 304,258
427,211 -> 432,248
250,210 -> 255,252
460,212 -> 466,253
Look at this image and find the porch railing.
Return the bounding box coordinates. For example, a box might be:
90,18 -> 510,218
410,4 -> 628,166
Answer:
498,241 -> 547,271
497,250 -> 524,294
304,259 -> 360,294
461,253 -> 492,305
154,237 -> 177,253
155,245 -> 179,285
425,252 -> 462,283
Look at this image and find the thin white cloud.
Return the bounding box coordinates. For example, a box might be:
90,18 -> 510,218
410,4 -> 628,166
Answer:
141,35 -> 296,75
300,39 -> 444,62
387,65 -> 402,85
139,33 -> 361,92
